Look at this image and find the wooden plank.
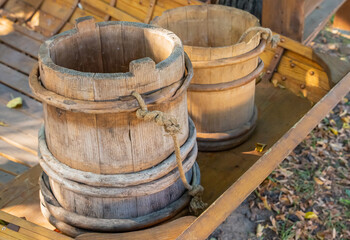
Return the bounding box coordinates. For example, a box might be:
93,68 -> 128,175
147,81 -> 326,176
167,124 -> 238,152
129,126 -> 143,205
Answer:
0,44 -> 36,75
0,210 -> 72,240
0,223 -> 33,240
303,0 -> 346,44
80,0 -> 141,22
51,0 -> 79,35
0,165 -> 55,231
3,0 -> 36,21
0,30 -> 40,58
0,171 -> 15,185
177,73 -> 350,240
0,102 -> 41,139
0,155 -> 29,176
144,0 -> 157,23
0,83 -> 43,120
0,231 -> 18,240
305,0 -> 323,17
0,0 -> 8,7
28,10 -> 63,37
76,216 -> 196,240
0,18 -> 46,43
262,0 -> 305,42
0,138 -> 37,167
333,0 -> 350,31
0,64 -> 34,98
114,0 -> 148,21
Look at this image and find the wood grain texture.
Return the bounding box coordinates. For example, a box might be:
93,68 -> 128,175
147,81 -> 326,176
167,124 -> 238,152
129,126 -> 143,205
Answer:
39,19 -> 188,174
333,0 -> 350,31
303,0 -> 346,44
262,0 -> 305,42
0,20 -> 41,58
305,0 -> 324,17
0,208 -> 71,239
177,72 -> 350,240
153,5 -> 262,150
76,216 -> 196,240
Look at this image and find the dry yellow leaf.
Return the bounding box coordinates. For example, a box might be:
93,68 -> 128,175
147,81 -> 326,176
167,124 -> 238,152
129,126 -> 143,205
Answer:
328,127 -> 338,136
0,121 -> 8,127
6,97 -> 22,108
256,224 -> 264,237
314,177 -> 324,185
341,116 -> 350,123
304,211 -> 318,219
261,196 -> 271,211
255,143 -> 267,153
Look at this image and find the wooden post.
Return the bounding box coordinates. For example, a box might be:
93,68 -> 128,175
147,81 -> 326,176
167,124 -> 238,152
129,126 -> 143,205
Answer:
262,0 -> 305,42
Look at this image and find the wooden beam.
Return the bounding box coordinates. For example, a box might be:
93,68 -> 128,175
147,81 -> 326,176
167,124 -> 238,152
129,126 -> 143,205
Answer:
177,73 -> 350,239
303,0 -> 346,44
262,0 -> 305,42
80,0 -> 140,22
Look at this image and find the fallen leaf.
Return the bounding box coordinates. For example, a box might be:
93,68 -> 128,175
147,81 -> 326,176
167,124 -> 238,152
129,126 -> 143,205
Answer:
261,196 -> 272,211
255,143 -> 267,153
272,79 -> 278,87
341,116 -> 349,123
6,97 -> 22,108
304,211 -> 318,219
328,127 -> 338,136
0,121 -> 8,127
329,143 -> 343,152
295,228 -> 301,240
314,177 -> 324,185
256,224 -> 264,237
343,123 -> 350,129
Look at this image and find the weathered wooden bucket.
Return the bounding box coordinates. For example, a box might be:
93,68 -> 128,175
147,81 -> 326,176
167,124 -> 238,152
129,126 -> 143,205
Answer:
29,16 -> 202,235
152,5 -> 272,151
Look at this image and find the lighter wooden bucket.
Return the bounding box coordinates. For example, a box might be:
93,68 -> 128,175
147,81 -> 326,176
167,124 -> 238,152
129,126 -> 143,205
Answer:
30,16 -> 199,235
152,5 -> 266,151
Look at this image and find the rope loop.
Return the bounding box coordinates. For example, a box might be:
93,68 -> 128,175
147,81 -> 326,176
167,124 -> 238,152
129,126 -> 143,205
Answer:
132,91 -> 207,216
238,26 -> 280,48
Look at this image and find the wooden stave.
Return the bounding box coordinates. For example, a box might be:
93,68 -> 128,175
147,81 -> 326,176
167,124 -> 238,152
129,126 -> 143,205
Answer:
196,106 -> 258,152
29,53 -> 193,114
39,162 -> 201,234
32,18 -> 193,175
38,20 -> 185,101
152,5 -> 266,151
41,144 -> 197,197
38,118 -> 197,187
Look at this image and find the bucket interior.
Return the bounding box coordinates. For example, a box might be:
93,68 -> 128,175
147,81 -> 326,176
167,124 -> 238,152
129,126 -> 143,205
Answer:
155,6 -> 259,48
48,24 -> 175,73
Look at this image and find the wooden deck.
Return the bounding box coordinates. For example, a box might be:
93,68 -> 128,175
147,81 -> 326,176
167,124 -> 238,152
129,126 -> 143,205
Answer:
0,3 -> 350,239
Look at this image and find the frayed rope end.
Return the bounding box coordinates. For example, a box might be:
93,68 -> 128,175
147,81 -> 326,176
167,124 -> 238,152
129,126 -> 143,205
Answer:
189,185 -> 208,216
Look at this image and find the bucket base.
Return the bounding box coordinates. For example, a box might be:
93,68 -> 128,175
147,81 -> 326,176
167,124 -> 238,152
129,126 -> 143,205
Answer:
39,162 -> 201,237
197,106 -> 258,152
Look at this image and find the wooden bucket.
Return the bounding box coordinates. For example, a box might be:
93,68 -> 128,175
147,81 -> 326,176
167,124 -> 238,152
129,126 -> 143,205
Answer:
152,5 -> 267,151
29,16 -> 199,235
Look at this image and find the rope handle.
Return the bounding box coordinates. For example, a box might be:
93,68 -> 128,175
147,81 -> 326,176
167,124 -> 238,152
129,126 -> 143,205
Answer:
132,91 -> 207,216
238,26 -> 280,48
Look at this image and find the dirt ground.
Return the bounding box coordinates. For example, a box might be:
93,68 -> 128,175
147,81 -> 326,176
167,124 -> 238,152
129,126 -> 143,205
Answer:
208,24 -> 350,240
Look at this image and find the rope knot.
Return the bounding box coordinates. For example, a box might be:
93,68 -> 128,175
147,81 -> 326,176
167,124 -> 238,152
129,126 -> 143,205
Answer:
132,91 -> 207,216
238,26 -> 280,49
189,184 -> 207,216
